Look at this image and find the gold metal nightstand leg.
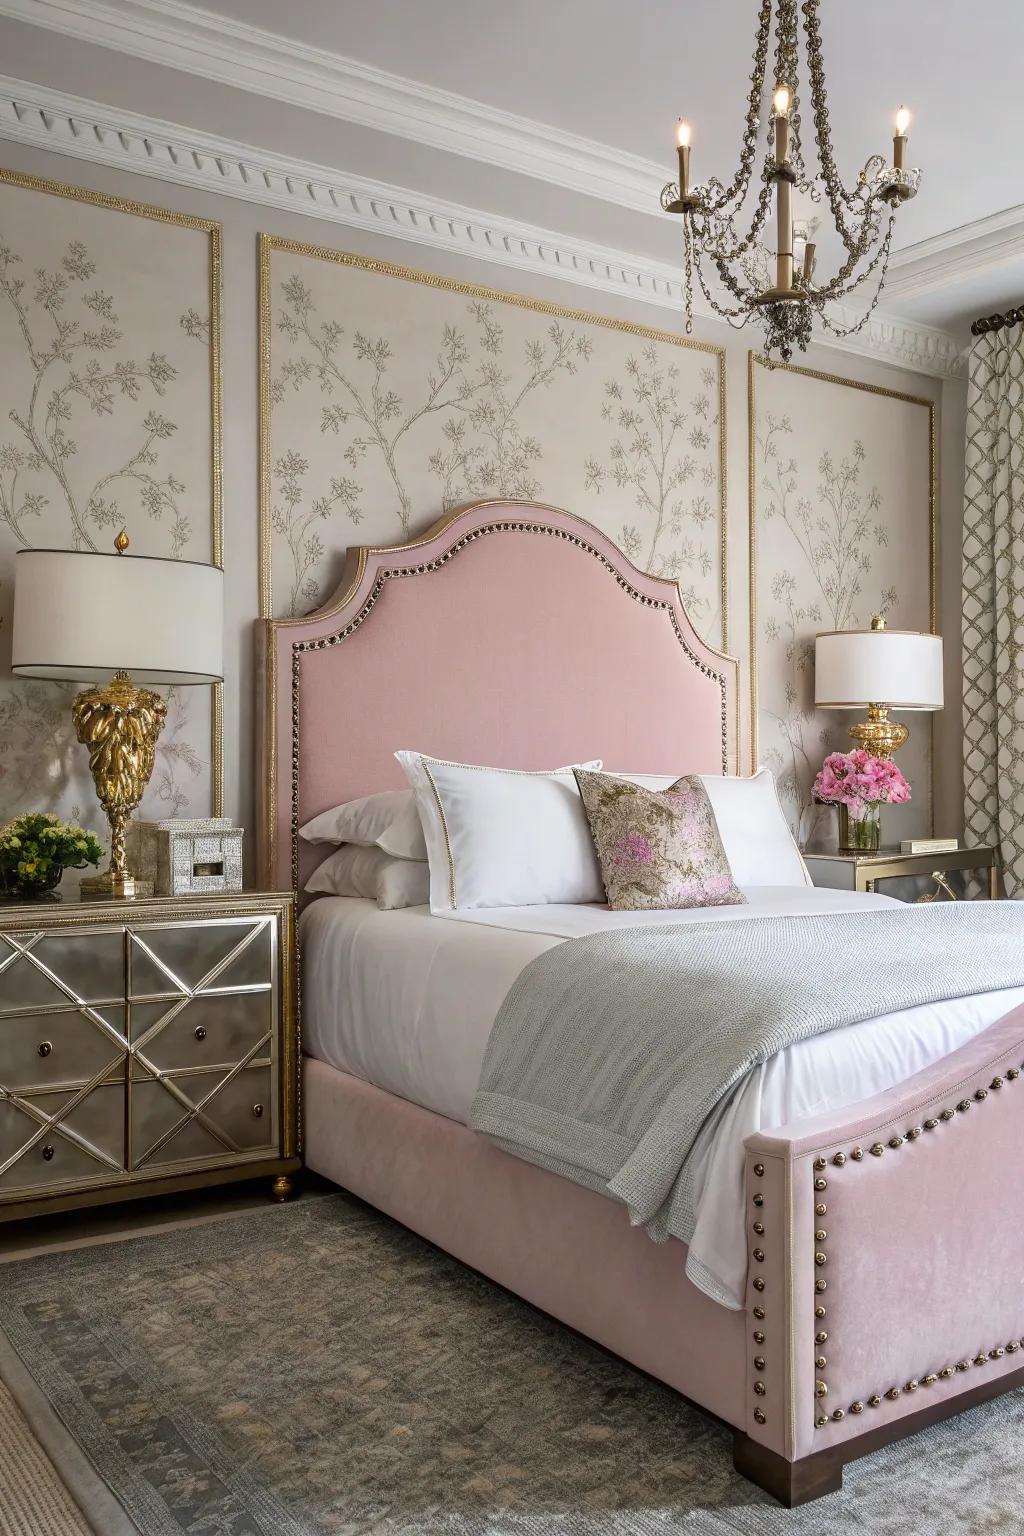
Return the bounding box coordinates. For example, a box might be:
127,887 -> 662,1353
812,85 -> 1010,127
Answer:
270,1174 -> 294,1202
991,865 -> 1001,900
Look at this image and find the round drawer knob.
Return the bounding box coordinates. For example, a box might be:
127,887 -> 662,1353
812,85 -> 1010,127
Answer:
38,1041 -> 52,1058
41,1145 -> 54,1161
252,1103 -> 263,1118
194,1026 -> 207,1041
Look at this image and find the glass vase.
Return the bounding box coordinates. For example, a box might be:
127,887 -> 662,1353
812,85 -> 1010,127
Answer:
839,804 -> 880,853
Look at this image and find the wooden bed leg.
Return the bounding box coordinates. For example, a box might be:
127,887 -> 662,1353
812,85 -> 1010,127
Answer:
732,1432 -> 843,1506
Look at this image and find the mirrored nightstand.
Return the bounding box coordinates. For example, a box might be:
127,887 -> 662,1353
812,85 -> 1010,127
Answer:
804,845 -> 1001,901
0,890 -> 299,1223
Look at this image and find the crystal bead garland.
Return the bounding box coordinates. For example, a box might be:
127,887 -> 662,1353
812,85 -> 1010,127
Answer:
660,0 -> 921,362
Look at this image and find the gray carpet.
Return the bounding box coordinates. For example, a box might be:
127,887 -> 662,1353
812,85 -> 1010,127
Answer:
0,1193 -> 1020,1535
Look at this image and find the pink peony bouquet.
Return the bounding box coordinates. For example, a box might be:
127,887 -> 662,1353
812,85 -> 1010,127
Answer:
812,749 -> 911,822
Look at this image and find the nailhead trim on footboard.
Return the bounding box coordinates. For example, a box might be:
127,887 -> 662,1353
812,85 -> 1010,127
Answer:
812,1065 -> 1022,1428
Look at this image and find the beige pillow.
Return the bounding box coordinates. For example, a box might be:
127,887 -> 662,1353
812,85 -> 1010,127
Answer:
574,769 -> 746,912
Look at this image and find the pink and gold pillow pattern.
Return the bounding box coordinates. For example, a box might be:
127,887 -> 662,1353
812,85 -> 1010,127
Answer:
573,769 -> 746,912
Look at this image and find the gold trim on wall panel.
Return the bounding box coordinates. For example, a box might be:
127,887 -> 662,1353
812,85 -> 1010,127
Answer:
257,233 -> 729,645
747,353 -> 937,827
0,166 -> 224,816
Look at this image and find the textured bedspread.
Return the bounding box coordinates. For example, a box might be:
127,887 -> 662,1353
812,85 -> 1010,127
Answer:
470,905 -> 1024,1258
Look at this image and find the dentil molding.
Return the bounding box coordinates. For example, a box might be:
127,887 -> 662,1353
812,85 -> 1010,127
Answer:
0,73 -> 966,378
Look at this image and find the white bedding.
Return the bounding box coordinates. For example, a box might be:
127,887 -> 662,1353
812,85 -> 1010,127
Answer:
300,889 -> 1024,1308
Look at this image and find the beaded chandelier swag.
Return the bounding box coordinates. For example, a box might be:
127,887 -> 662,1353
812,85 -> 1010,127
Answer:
661,0 -> 921,360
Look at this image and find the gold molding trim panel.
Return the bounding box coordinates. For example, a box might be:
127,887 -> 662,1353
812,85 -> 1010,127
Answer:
746,352 -> 937,788
257,233 -> 728,646
0,165 -> 225,816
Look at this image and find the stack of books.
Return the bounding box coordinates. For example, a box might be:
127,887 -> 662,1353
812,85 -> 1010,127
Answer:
899,837 -> 958,854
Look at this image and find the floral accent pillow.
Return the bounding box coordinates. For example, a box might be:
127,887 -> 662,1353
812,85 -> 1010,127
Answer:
573,769 -> 746,912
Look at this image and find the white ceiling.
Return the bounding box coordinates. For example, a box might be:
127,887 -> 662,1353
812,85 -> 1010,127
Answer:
188,0 -> 1020,254
5,0 -> 1023,341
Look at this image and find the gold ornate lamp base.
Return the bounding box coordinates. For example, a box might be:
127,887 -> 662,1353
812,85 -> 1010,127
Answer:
848,703 -> 909,760
72,670 -> 166,901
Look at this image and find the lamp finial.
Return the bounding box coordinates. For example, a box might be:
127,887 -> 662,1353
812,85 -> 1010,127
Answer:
870,613 -> 886,631
113,529 -> 129,554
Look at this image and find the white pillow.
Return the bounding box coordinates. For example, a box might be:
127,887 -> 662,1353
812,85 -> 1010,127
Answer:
298,788 -> 427,861
603,767 -> 809,888
395,754 -> 604,912
305,843 -> 430,910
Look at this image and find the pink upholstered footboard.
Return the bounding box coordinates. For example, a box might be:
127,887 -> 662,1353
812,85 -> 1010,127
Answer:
739,1000 -> 1024,1499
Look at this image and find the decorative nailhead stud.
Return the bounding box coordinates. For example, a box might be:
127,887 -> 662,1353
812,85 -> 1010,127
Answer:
754,1381 -> 766,1396
906,1127 -> 922,1139
814,1177 -> 827,1191
753,1163 -> 765,1177
990,1348 -> 1005,1360
754,1356 -> 766,1371
815,1355 -> 827,1370
974,1354 -> 988,1366
991,1077 -> 1003,1090
753,1277 -> 766,1292
815,1253 -> 827,1267
754,1408 -> 767,1425
1007,1068 -> 1019,1081
832,1152 -> 846,1166
868,1394 -> 881,1407
939,1366 -> 955,1379
888,1136 -> 903,1149
816,1414 -> 828,1427
816,1331 -> 828,1345
905,1379 -> 919,1392
815,1229 -> 827,1241
924,1118 -> 938,1130
957,1099 -> 971,1113
956,1361 -> 970,1372
815,1202 -> 827,1217
813,1157 -> 826,1171
753,1248 -> 765,1262
1007,1342 -> 1020,1354
940,1109 -> 955,1121
753,1221 -> 765,1235
885,1387 -> 900,1400
832,1408 -> 844,1422
815,1381 -> 828,1397
815,1279 -> 827,1293
924,1374 -> 937,1385
753,1193 -> 764,1207
815,1305 -> 826,1319
975,1088 -> 988,1102
753,1331 -> 765,1345
850,1147 -> 864,1160
850,1401 -> 864,1414
753,1306 -> 766,1320
870,1143 -> 884,1157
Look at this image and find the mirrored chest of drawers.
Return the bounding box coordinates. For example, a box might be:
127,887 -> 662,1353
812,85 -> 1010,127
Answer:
0,891 -> 298,1223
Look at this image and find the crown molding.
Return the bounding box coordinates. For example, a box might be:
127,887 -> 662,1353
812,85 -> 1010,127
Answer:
0,73 -> 965,378
0,0 -> 666,215
885,203 -> 1024,301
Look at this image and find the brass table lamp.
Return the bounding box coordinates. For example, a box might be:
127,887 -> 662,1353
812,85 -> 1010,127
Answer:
814,615 -> 943,759
10,533 -> 223,899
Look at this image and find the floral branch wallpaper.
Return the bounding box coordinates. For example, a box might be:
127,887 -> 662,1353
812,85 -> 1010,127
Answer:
0,171 -> 220,839
750,357 -> 934,849
261,239 -> 726,645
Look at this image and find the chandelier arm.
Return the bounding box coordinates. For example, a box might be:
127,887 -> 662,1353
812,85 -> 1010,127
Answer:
811,206 -> 891,301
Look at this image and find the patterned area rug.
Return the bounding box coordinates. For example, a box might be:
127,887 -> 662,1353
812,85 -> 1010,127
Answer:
1,1193 -> 1022,1535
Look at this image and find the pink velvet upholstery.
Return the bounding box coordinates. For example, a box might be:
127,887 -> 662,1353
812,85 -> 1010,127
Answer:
304,1057 -> 746,1426
256,503 -> 740,889
745,1001 -> 1024,1463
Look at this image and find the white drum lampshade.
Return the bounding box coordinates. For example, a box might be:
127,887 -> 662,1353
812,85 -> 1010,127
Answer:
11,547 -> 223,685
9,542 -> 224,900
814,616 -> 943,759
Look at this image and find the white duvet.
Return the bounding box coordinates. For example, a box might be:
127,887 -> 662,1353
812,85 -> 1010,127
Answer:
299,889 -> 1024,1309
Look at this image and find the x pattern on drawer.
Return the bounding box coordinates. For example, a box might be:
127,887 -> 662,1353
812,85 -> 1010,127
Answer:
128,922 -> 273,1169
0,933 -> 127,1179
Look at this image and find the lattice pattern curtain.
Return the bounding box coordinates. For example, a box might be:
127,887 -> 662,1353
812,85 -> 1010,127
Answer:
962,328 -> 1024,897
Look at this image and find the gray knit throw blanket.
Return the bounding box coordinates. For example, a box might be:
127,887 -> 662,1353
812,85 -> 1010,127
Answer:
470,905 -> 1024,1251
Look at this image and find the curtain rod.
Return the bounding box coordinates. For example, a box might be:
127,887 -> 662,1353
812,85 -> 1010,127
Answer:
971,307 -> 1024,337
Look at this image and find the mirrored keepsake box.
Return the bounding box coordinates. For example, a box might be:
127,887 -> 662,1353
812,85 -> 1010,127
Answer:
125,818 -> 244,896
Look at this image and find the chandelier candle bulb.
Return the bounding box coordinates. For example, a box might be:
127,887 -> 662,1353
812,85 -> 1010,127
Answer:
676,119 -> 691,197
893,106 -> 910,171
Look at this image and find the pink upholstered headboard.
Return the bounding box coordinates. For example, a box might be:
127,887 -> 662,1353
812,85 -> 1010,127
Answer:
256,501 -> 740,891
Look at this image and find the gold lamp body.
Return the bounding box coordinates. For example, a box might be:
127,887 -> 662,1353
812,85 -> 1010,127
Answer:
72,670 -> 167,899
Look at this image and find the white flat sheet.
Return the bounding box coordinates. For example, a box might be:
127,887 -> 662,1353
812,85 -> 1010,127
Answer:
300,890 -> 1024,1308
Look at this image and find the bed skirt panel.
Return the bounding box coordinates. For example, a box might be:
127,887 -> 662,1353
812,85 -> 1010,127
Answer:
304,1056 -> 746,1427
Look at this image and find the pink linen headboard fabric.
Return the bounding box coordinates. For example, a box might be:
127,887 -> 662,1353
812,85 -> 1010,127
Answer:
256,501 -> 740,891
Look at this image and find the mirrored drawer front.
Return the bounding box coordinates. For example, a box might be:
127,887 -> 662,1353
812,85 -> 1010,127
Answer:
0,1084 -> 125,1191
0,1009 -> 126,1092
129,919 -> 272,996
130,992 -> 272,1075
131,1065 -> 274,1171
0,930 -> 124,1013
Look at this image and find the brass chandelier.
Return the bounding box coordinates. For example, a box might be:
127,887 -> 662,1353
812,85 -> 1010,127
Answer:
661,0 -> 921,361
